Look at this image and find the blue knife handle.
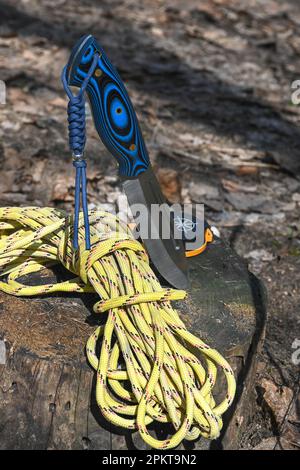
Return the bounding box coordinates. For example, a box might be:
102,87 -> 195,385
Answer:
67,35 -> 150,178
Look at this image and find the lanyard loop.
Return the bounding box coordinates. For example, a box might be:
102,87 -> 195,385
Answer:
61,53 -> 100,250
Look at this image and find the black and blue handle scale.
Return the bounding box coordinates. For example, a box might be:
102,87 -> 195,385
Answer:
65,34 -> 189,289
66,34 -> 149,178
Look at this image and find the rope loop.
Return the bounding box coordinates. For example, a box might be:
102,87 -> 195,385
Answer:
94,289 -> 187,313
0,207 -> 236,450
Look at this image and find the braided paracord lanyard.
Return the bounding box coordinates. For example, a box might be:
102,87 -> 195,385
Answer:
61,53 -> 100,250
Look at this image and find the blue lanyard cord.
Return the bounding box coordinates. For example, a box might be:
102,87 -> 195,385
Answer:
61,53 -> 100,250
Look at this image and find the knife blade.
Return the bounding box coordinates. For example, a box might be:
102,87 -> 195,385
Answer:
66,34 -> 189,289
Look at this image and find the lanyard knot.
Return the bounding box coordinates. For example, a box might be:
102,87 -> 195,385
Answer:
61,52 -> 100,250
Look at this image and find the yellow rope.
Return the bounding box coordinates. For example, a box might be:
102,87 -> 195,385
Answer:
0,206 -> 236,449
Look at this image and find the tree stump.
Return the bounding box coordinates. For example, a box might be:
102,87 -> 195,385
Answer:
0,237 -> 266,450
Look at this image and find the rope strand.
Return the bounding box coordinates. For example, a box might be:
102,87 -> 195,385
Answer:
0,206 -> 236,449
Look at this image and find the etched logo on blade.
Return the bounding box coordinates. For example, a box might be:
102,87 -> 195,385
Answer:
174,216 -> 197,234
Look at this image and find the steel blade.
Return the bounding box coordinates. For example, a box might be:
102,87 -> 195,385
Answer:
122,167 -> 189,289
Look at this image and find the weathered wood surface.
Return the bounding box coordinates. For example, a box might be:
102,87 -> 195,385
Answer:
0,238 -> 266,450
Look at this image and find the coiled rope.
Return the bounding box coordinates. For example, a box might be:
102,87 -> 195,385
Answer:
0,206 -> 236,449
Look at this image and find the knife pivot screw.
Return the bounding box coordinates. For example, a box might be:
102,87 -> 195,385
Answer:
129,143 -> 136,151
94,68 -> 102,77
